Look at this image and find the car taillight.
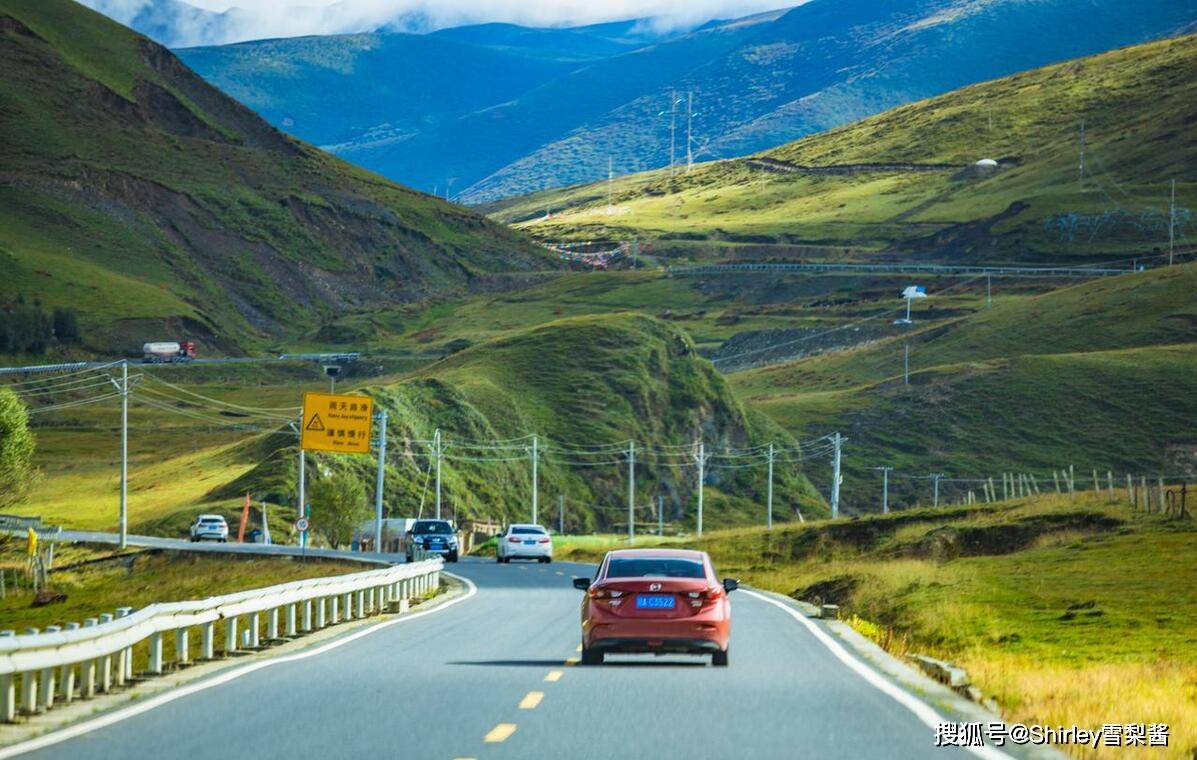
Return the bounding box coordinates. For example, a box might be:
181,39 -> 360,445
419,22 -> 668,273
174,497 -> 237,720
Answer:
686,588 -> 722,607
537,537 -> 550,544
507,536 -> 522,543
589,588 -> 623,599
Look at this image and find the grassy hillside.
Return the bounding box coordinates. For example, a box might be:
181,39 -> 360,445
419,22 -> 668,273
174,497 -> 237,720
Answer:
13,315 -> 825,535
730,264 -> 1197,509
0,0 -> 547,356
556,494 -> 1197,758
491,33 -> 1197,262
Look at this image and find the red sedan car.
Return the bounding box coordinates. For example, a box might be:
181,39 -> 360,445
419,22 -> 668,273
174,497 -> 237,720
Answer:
573,548 -> 738,666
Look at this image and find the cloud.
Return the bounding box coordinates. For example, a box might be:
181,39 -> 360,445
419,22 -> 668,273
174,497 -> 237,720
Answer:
81,0 -> 794,47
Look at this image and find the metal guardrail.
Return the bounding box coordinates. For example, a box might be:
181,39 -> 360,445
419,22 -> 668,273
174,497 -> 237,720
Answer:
0,558 -> 442,721
667,262 -> 1135,278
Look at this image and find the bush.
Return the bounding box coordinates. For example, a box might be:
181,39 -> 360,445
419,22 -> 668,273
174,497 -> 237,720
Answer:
0,388 -> 36,508
52,308 -> 80,343
309,471 -> 369,549
0,299 -> 80,354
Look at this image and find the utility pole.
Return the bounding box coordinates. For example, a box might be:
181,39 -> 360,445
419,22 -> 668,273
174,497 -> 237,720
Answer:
296,414 -> 306,549
1078,119 -> 1085,190
932,473 -> 944,508
904,344 -> 910,385
117,361 -> 128,548
434,429 -> 442,520
695,440 -> 705,536
530,434 -> 539,524
558,494 -> 564,535
657,495 -> 664,536
373,409 -> 387,552
686,91 -> 694,172
766,443 -> 775,529
986,274 -> 992,309
607,156 -> 613,215
669,91 -> 678,177
1169,179 -> 1176,266
874,466 -> 893,514
830,432 -> 842,519
626,440 -> 636,541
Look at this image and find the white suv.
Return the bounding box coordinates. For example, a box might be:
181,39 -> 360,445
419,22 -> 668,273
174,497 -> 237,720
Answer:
497,523 -> 552,563
189,514 -> 229,542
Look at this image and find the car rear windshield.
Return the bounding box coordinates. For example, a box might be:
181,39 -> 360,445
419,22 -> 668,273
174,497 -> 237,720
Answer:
511,526 -> 546,535
606,558 -> 706,579
412,521 -> 452,534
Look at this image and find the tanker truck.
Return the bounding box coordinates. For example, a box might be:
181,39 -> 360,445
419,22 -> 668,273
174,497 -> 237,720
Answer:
142,341 -> 196,363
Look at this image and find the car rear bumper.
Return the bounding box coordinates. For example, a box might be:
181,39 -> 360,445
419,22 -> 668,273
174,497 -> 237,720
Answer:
192,531 -> 227,540
584,617 -> 729,652
501,544 -> 552,558
589,637 -> 724,654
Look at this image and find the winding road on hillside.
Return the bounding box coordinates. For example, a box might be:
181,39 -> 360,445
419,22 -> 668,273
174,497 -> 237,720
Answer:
6,557 -> 1034,760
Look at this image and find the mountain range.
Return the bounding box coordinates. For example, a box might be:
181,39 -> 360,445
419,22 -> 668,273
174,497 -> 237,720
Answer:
174,0 -> 1197,203
0,0 -> 545,354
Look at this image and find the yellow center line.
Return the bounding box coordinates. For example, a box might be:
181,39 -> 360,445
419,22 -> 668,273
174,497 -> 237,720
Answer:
519,691 -> 544,709
544,670 -> 564,682
564,656 -> 579,666
484,723 -> 517,743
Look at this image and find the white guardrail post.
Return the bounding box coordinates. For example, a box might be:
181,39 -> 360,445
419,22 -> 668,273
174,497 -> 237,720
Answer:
0,558 -> 442,721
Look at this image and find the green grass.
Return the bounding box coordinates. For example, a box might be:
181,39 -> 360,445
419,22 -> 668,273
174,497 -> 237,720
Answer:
0,0 -> 549,356
487,34 -> 1197,262
723,264 -> 1197,508
555,494 -> 1197,758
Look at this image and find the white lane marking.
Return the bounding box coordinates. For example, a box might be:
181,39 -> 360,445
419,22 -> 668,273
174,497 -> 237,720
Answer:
0,574 -> 480,759
741,591 -> 1013,760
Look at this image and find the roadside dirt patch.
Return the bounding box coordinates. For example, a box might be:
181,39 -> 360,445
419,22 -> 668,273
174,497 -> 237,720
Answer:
901,512 -> 1123,561
793,575 -> 860,607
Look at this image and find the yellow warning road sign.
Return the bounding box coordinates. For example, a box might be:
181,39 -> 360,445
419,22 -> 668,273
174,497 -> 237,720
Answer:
300,392 -> 374,454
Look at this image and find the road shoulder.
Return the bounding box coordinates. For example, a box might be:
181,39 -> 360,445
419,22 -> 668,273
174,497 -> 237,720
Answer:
0,574 -> 472,755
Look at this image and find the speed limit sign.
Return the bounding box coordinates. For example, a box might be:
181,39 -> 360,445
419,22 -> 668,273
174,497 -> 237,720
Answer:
295,517 -> 310,532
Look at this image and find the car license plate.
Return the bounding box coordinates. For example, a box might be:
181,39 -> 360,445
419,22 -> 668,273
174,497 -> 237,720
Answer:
636,594 -> 675,610
523,540 -> 537,545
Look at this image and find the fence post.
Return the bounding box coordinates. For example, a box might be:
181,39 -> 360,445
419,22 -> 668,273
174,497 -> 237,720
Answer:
59,623 -> 79,703
1107,471 -> 1115,502
1157,477 -> 1165,514
148,631 -> 164,674
201,621 -> 215,660
1141,476 -> 1148,512
115,608 -> 133,684
176,628 -> 189,666
1127,474 -> 1135,507
286,604 -> 298,637
303,600 -> 314,632
38,626 -> 59,710
224,616 -> 238,655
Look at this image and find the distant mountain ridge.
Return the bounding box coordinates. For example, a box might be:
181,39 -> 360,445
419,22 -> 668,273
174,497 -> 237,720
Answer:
176,0 -> 1197,204
0,0 -> 546,354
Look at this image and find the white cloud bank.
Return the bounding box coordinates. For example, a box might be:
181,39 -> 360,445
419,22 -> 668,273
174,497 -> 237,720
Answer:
82,0 -> 796,47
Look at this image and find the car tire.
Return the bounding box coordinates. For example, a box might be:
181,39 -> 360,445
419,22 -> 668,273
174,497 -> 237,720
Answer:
447,551 -> 458,563
712,649 -> 729,667
581,647 -> 603,665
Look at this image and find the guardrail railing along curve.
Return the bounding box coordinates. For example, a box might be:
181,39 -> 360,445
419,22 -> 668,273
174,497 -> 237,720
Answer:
0,558 -> 443,722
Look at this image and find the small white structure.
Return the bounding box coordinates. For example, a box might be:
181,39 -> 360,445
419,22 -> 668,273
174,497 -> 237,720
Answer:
975,158 -> 999,168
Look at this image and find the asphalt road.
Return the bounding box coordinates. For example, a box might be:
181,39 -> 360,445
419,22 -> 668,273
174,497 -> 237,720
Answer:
11,557 -> 1004,760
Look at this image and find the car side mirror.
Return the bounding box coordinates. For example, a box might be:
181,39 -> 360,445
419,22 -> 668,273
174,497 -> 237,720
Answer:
722,578 -> 739,593
572,577 -> 591,591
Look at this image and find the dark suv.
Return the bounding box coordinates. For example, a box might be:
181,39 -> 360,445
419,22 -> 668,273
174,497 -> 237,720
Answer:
407,519 -> 459,562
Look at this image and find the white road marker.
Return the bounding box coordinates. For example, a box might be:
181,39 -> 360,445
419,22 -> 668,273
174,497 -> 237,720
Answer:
742,590 -> 1014,760
0,574 -> 480,760
484,723 -> 517,743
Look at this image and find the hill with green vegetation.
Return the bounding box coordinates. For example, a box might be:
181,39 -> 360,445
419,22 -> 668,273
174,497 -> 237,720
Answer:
0,0 -> 547,357
11,314 -> 824,535
239,314 -> 825,531
554,493 -> 1197,756
730,263 -> 1197,509
490,33 -> 1197,262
